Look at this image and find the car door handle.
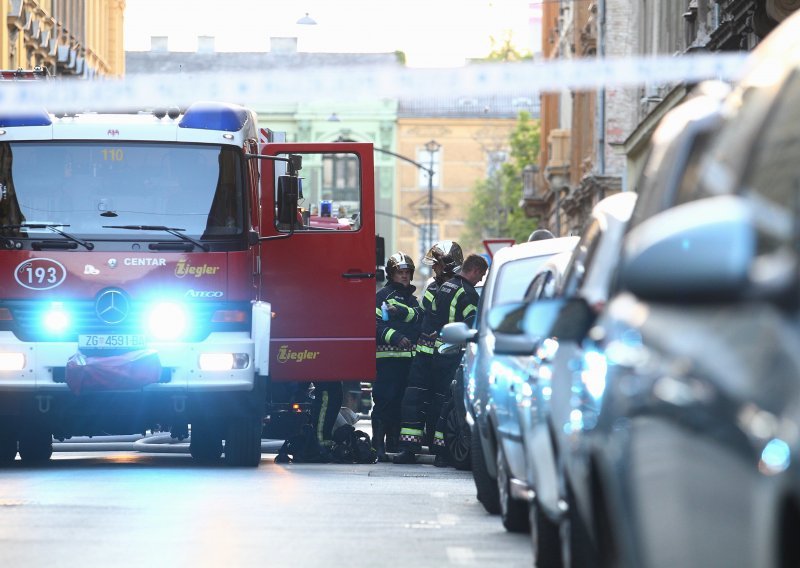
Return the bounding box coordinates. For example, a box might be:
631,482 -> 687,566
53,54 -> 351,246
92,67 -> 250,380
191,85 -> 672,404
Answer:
342,272 -> 375,279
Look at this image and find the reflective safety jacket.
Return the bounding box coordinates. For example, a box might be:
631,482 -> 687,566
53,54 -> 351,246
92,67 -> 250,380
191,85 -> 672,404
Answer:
421,276 -> 440,314
376,281 -> 423,358
415,274 -> 479,355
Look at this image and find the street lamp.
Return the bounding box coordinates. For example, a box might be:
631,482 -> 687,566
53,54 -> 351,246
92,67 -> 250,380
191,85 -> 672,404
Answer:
424,140 -> 441,254
296,12 -> 317,25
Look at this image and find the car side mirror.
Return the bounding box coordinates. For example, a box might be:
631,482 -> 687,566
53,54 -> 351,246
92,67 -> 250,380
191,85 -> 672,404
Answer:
618,194 -> 782,302
440,322 -> 477,345
486,302 -> 527,333
537,298 -> 595,344
489,298 -> 595,356
488,302 -> 535,355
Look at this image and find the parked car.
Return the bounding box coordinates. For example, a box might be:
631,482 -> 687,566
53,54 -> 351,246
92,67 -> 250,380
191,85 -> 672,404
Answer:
528,193 -> 637,567
488,75 -> 732,567
503,13 -> 800,567
440,237 -> 578,530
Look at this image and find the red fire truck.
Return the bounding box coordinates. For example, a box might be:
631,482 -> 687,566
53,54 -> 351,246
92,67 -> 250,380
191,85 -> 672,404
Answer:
0,97 -> 377,466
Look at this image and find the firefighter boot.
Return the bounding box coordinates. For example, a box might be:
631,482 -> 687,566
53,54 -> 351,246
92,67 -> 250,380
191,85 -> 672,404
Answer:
392,450 -> 417,464
385,423 -> 400,453
371,418 -> 389,462
434,453 -> 452,468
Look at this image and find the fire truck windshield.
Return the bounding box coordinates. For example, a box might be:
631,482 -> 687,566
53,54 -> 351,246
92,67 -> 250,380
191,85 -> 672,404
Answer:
0,141 -> 243,241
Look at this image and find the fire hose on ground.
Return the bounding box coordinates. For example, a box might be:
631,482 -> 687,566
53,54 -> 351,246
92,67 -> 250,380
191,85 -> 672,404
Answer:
52,433 -> 285,454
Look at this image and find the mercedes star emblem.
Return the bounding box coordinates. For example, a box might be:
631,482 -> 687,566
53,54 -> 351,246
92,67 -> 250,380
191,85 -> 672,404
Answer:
95,289 -> 129,324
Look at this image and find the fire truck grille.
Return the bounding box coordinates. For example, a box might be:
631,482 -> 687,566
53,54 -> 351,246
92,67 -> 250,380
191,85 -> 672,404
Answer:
2,300 -> 250,343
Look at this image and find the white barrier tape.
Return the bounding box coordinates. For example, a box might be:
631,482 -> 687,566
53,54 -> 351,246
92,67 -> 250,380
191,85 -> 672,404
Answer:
0,53 -> 749,111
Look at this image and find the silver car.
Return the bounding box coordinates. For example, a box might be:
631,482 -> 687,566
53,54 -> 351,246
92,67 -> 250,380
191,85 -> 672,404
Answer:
441,237 -> 578,530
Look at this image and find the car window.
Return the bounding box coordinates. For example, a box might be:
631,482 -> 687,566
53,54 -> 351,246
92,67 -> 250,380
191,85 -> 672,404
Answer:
629,110 -> 719,231
491,255 -> 550,306
700,80 -> 781,198
524,269 -> 558,302
742,70 -> 800,211
735,71 -> 800,256
562,221 -> 600,298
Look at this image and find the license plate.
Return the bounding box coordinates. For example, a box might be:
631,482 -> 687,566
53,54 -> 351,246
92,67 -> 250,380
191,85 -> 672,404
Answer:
78,334 -> 147,349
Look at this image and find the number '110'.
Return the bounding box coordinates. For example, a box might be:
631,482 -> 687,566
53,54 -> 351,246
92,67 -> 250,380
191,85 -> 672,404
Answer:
102,149 -> 124,161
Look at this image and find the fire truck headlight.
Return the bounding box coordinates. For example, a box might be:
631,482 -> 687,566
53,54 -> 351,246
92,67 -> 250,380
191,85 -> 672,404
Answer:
199,353 -> 250,371
0,353 -> 25,371
146,302 -> 188,341
43,303 -> 70,334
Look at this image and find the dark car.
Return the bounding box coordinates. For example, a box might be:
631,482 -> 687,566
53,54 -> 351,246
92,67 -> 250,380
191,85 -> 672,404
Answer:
527,192 -> 636,566
489,70 -> 734,568
507,13 -> 800,568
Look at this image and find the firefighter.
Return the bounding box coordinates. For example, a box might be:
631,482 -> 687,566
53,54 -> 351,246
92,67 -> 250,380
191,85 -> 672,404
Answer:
373,252 -> 423,461
418,240 -> 463,447
428,257 -> 489,466
394,251 -> 487,466
310,381 -> 344,450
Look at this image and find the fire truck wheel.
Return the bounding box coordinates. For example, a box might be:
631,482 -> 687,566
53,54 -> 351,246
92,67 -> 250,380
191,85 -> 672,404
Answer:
190,423 -> 223,464
17,427 -> 53,464
0,432 -> 17,465
224,416 -> 262,467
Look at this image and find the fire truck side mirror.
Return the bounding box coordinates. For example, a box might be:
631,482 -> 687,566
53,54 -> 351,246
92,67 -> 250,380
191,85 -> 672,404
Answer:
247,230 -> 260,246
277,175 -> 300,226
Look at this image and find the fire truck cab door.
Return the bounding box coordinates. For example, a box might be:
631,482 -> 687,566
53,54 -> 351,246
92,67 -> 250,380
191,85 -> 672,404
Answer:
259,142 -> 376,383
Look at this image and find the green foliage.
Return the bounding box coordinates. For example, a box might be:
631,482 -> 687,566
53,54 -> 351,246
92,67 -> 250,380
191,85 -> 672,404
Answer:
483,32 -> 533,62
462,111 -> 541,251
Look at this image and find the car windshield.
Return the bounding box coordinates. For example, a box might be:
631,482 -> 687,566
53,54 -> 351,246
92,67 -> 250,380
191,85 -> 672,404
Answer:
0,141 -> 243,239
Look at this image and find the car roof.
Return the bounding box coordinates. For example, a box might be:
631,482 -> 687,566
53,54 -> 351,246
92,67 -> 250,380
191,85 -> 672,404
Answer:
490,236 -> 580,266
593,191 -> 637,226
480,236 -> 579,310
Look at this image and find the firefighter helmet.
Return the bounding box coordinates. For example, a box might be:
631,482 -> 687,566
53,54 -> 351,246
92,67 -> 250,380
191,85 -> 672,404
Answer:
386,252 -> 415,280
422,240 -> 463,273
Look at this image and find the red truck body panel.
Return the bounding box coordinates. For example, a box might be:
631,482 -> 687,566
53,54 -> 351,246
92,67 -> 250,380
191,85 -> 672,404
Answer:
259,142 -> 376,383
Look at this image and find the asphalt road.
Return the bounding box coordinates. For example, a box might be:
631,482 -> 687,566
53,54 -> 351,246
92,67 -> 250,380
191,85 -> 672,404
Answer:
0,448 -> 533,568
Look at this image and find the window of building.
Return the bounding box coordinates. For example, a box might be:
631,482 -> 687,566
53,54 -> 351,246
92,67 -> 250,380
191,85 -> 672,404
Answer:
487,151 -> 508,177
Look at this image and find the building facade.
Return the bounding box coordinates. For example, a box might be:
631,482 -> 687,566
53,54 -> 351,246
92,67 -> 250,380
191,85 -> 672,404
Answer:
126,43 -> 402,253
524,0 -> 799,237
1,0 -> 125,76
126,43 -> 536,270
395,97 -> 529,273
